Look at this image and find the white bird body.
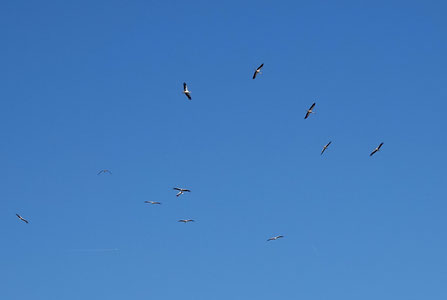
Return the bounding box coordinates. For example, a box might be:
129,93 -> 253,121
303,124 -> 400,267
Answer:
305,103 -> 316,119
178,219 -> 194,223
173,187 -> 191,197
267,235 -> 284,241
253,63 -> 264,79
183,83 -> 191,100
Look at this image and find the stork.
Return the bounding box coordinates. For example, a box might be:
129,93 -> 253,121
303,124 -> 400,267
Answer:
252,63 -> 264,79
321,141 -> 332,155
16,214 -> 29,224
267,235 -> 284,241
305,103 -> 316,119
178,219 -> 195,223
183,82 -> 191,100
370,142 -> 384,157
173,187 -> 191,197
97,169 -> 112,175
144,201 -> 161,205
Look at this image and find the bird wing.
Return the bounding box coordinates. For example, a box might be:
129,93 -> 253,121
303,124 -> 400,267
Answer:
309,102 -> 316,110
183,189 -> 191,192
370,149 -> 377,156
173,188 -> 181,191
183,82 -> 187,91
23,219 -> 29,224
97,170 -> 103,175
252,70 -> 257,79
16,214 -> 20,218
378,142 -> 383,150
326,141 -> 332,147
277,235 -> 284,239
185,92 -> 191,100
305,111 -> 310,119
321,147 -> 326,155
258,63 -> 264,70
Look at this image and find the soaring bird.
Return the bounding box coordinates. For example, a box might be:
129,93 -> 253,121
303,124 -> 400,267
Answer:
370,142 -> 384,157
321,141 -> 332,155
144,201 -> 161,205
183,82 -> 191,100
267,235 -> 284,241
173,187 -> 191,197
304,103 -> 316,119
252,63 -> 264,79
97,169 -> 112,175
16,214 -> 29,224
178,219 -> 194,223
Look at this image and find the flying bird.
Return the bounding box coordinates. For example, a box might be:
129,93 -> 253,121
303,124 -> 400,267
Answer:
173,187 -> 191,197
16,214 -> 29,224
370,142 -> 384,157
267,235 -> 284,241
178,219 -> 195,223
252,63 -> 264,79
321,141 -> 332,155
144,201 -> 161,205
183,82 -> 191,100
97,169 -> 112,175
304,103 -> 316,119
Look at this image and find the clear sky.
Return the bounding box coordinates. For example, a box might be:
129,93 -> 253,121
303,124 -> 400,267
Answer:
1,0 -> 446,299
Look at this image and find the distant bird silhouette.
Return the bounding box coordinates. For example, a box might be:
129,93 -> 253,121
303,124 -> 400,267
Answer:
252,63 -> 264,79
144,201 -> 161,205
173,187 -> 191,197
321,141 -> 332,155
178,219 -> 194,223
305,103 -> 316,119
183,82 -> 191,100
370,142 -> 384,157
97,169 -> 112,175
267,235 -> 284,241
16,214 -> 29,224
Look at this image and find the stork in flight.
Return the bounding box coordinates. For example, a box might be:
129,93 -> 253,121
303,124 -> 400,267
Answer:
183,82 -> 191,100
97,169 -> 112,175
321,141 -> 332,155
16,214 -> 29,224
178,219 -> 194,223
370,142 -> 384,157
267,235 -> 284,241
304,103 -> 316,119
252,63 -> 264,79
173,187 -> 191,197
144,201 -> 161,205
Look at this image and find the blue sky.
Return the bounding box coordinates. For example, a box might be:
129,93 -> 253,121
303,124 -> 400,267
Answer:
1,0 -> 446,299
